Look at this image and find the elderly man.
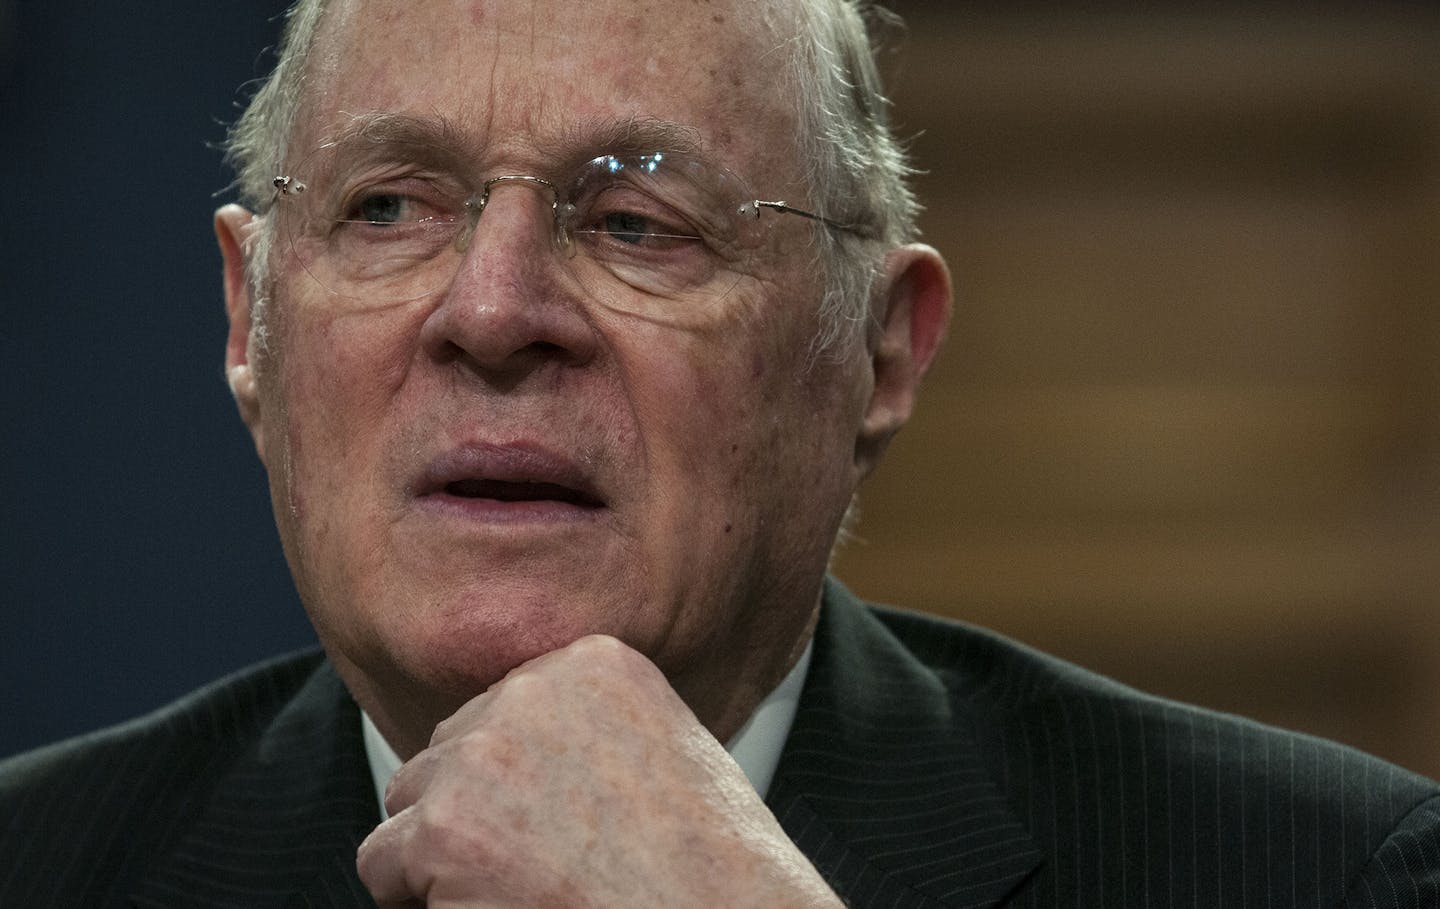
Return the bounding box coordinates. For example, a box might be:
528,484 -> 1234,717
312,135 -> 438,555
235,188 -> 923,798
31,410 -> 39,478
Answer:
4,1 -> 1439,906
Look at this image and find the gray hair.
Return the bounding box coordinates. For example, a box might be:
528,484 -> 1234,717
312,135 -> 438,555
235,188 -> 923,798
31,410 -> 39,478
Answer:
223,0 -> 329,341
783,1 -> 920,356
222,0 -> 919,356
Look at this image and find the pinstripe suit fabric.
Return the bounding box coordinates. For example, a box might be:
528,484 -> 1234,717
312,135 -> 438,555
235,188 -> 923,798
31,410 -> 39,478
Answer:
771,581 -> 1440,907
0,652 -> 380,906
3,580 -> 1438,906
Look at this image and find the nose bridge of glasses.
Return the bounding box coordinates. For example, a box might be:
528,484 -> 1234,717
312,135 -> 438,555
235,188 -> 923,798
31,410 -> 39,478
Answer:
463,174 -> 568,253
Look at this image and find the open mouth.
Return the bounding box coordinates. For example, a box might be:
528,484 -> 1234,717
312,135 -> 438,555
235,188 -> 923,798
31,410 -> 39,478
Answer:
414,442 -> 608,520
443,478 -> 603,510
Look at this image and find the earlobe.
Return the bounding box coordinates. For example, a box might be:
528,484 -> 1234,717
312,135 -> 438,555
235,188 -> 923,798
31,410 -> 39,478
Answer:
215,204 -> 266,456
854,243 -> 952,477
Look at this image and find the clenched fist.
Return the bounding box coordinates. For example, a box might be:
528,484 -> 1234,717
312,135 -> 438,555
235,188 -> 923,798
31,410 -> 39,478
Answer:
356,635 -> 842,908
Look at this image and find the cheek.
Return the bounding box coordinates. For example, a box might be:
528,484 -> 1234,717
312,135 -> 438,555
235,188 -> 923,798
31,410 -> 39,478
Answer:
259,300 -> 427,518
629,311 -> 856,530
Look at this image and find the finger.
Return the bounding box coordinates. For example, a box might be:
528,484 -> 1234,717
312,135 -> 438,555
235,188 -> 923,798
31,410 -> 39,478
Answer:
427,684 -> 499,747
356,806 -> 425,904
423,635 -> 641,753
382,742 -> 441,819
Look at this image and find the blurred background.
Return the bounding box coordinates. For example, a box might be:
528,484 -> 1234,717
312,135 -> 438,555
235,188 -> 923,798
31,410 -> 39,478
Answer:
841,2 -> 1440,777
4,3 -> 1438,777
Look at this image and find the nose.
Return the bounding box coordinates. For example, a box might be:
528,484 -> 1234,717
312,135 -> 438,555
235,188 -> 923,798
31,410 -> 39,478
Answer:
419,182 -> 598,378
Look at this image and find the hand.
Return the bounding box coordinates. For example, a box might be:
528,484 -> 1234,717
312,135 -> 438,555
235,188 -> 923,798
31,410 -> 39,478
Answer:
356,634 -> 842,908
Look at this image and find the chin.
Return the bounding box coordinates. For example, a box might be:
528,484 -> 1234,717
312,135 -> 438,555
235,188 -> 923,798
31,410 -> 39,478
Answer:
389,591 -> 612,692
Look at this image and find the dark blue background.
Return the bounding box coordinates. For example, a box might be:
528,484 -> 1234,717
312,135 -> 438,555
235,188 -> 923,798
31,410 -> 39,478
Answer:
1,2 -> 311,758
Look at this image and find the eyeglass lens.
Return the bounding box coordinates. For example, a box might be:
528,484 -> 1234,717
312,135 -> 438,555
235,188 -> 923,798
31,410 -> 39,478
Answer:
274,144 -> 782,317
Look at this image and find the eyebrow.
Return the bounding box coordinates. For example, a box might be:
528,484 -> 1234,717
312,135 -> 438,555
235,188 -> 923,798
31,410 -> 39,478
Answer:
573,117 -> 705,159
307,112 -> 709,173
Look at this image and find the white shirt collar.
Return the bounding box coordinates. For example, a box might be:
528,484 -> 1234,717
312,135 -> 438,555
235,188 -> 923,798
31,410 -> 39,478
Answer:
361,641 -> 812,820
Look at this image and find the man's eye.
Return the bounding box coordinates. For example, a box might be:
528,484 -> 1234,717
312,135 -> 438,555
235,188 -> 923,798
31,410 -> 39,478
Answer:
579,204 -> 703,251
352,193 -> 409,224
600,211 -> 659,244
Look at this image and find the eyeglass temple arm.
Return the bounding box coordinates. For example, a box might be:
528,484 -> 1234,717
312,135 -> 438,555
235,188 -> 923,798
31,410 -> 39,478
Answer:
749,199 -> 865,237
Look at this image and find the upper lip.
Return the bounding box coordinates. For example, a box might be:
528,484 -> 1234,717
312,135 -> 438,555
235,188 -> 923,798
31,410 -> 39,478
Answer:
411,441 -> 605,508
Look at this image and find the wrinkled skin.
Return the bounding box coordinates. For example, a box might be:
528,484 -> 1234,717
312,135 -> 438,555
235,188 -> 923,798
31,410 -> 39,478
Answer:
218,0 -> 950,903
357,635 -> 840,908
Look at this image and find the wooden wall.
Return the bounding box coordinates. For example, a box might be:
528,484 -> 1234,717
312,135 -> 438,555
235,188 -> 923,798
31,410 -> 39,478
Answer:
833,6 -> 1440,778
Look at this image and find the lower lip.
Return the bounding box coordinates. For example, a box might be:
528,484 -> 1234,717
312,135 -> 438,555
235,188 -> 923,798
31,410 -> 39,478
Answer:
417,493 -> 606,525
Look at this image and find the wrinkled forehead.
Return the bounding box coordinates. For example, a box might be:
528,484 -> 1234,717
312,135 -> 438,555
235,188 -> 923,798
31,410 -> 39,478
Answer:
293,0 -> 803,177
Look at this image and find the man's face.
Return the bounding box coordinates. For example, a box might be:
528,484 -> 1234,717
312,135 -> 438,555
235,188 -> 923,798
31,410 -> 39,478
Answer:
224,0 -> 894,747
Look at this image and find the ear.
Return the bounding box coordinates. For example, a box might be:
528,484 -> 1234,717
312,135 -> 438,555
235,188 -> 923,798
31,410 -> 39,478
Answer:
215,204 -> 267,458
854,243 -> 952,478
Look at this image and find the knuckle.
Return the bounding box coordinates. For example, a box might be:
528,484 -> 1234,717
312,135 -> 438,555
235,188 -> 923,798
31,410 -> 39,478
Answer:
381,779 -> 403,816
412,795 -> 495,864
354,831 -> 379,875
430,712 -> 459,745
571,633 -> 637,668
445,725 -> 493,765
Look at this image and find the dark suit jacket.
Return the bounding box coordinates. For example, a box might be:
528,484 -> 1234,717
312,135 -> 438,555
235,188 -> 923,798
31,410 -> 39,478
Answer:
4,579 -> 1439,907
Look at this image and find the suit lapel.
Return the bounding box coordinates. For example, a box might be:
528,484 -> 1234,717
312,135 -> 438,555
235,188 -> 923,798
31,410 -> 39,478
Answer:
130,662 -> 380,908
768,580 -> 1042,908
